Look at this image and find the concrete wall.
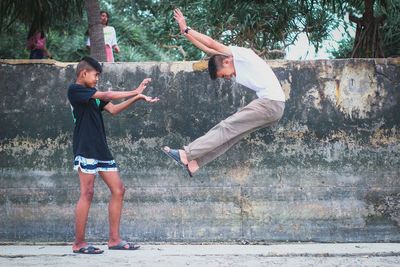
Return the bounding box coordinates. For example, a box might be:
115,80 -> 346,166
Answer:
0,58 -> 399,243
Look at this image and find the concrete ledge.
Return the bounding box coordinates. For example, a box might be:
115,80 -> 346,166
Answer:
0,59 -> 73,68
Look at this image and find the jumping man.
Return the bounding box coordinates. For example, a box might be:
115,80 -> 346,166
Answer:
162,8 -> 285,176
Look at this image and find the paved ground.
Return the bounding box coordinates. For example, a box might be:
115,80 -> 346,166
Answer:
1,243 -> 400,267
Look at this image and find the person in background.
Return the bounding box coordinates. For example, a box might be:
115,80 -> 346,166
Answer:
26,30 -> 52,59
86,11 -> 120,62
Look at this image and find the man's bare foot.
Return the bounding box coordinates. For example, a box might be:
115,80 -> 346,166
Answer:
162,146 -> 199,176
176,148 -> 199,174
188,160 -> 199,174
163,146 -> 189,165
178,149 -> 189,165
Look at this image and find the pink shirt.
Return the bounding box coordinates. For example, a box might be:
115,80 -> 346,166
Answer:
27,32 -> 46,50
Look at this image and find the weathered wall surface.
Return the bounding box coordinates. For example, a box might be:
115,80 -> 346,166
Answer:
0,58 -> 399,243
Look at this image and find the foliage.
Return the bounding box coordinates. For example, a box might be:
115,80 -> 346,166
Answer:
1,0 -> 399,60
108,0 -> 343,59
0,0 -> 87,60
0,0 -> 84,32
328,0 -> 400,58
378,0 -> 400,56
328,35 -> 354,59
0,23 -> 30,59
0,15 -> 89,61
47,17 -> 90,62
109,11 -> 175,62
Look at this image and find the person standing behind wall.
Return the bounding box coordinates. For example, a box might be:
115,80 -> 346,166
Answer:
86,11 -> 120,62
26,29 -> 52,59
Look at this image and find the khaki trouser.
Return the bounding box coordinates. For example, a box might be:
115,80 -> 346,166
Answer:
184,98 -> 285,167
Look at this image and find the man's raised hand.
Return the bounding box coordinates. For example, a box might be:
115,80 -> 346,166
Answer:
173,8 -> 187,34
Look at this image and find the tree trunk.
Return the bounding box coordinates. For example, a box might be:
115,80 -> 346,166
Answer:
349,0 -> 386,58
84,0 -> 106,62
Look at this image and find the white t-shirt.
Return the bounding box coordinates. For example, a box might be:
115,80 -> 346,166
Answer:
230,46 -> 285,102
86,26 -> 118,47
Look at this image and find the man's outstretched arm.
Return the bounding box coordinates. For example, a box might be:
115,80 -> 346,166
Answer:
173,8 -> 232,56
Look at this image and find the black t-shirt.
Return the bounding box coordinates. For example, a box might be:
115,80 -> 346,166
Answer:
67,83 -> 113,160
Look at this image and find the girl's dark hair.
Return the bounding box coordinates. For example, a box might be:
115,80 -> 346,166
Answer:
100,10 -> 110,25
27,27 -> 45,39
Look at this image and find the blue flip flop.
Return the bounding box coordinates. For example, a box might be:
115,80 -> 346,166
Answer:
162,147 -> 193,177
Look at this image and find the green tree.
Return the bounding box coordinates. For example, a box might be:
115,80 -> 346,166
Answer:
1,0 -> 398,61
45,17 -> 90,62
327,0 -> 400,58
0,22 -> 30,59
0,0 -> 107,61
103,1 -> 175,62
0,0 -> 85,59
108,0 -> 342,60
348,0 -> 386,57
378,0 -> 400,57
108,0 -> 396,59
0,0 -> 84,33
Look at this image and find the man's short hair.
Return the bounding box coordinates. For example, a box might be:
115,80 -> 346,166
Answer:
208,54 -> 228,80
76,56 -> 102,77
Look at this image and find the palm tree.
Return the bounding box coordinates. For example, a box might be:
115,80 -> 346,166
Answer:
84,0 -> 106,61
0,0 -> 83,32
0,0 -> 106,61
